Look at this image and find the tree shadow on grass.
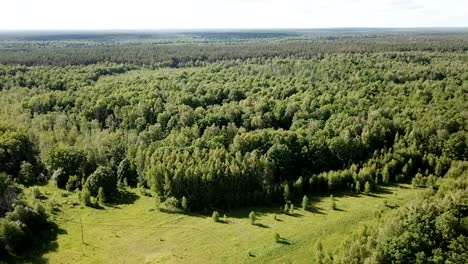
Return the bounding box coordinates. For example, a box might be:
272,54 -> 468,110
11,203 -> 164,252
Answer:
15,223 -> 66,264
306,205 -> 326,215
253,222 -> 270,228
277,237 -> 292,245
109,189 -> 139,206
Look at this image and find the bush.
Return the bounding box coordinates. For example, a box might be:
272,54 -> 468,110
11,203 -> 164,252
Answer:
19,161 -> 34,185
212,211 -> 220,222
66,175 -> 80,191
181,196 -> 188,212
84,166 -> 117,197
158,196 -> 181,213
249,211 -> 256,225
82,188 -> 91,206
301,195 -> 309,210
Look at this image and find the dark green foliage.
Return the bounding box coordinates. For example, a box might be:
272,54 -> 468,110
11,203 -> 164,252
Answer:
0,173 -> 16,217
0,204 -> 55,257
84,166 -> 117,198
45,145 -> 87,189
19,161 -> 34,185
0,124 -> 37,178
117,158 -> 137,187
0,33 -> 467,211
97,187 -> 106,205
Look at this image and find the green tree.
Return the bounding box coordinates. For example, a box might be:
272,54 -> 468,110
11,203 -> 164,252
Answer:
364,181 -> 371,195
19,161 -> 34,185
355,181 -> 361,193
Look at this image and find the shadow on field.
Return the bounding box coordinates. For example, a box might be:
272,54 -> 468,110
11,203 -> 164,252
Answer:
253,222 -> 270,228
16,224 -> 66,264
110,189 -> 139,206
277,237 -> 292,245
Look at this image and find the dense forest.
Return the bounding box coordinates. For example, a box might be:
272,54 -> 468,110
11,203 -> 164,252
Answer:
0,30 -> 467,262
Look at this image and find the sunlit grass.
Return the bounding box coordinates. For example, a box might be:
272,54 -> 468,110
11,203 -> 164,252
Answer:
28,183 -> 421,263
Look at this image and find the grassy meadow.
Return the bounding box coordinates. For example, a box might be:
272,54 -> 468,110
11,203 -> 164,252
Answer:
24,184 -> 421,264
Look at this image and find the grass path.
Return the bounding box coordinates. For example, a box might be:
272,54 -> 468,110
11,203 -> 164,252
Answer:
29,184 -> 421,263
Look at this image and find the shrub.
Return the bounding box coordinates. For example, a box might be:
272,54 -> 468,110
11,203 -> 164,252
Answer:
84,166 -> 117,197
301,195 -> 309,210
19,161 -> 34,185
82,188 -> 91,206
158,196 -> 181,213
249,211 -> 256,225
289,204 -> 295,215
181,196 -> 188,212
212,211 -> 220,222
66,175 -> 80,191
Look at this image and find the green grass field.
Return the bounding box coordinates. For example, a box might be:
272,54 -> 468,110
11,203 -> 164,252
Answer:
27,184 -> 421,263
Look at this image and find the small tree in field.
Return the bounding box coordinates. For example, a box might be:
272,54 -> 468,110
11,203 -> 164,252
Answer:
212,211 -> 219,222
249,211 -> 256,225
82,187 -> 91,206
355,181 -> 361,193
98,187 -> 106,205
302,195 -> 309,210
283,203 -> 289,214
181,196 -> 188,212
364,181 -> 371,195
330,195 -> 336,210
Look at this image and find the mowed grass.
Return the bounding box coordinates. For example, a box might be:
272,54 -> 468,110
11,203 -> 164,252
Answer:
27,184 -> 421,264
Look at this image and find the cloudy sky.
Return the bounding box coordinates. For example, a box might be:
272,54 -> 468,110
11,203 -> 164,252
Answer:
1,0 -> 467,29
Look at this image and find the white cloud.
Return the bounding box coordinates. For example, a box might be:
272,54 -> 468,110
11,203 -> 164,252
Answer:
0,0 -> 467,29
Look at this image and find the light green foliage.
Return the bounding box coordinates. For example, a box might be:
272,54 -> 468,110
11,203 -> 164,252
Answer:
302,195 -> 309,210
19,161 -> 34,185
355,181 -> 361,193
212,211 -> 220,222
82,188 -> 91,206
249,211 -> 256,225
364,181 -> 371,195
181,196 -> 188,212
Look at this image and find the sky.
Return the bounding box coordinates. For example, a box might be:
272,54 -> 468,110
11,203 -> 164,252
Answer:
1,0 -> 467,30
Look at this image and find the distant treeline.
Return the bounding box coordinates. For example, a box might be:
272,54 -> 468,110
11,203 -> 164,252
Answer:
0,34 -> 468,66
